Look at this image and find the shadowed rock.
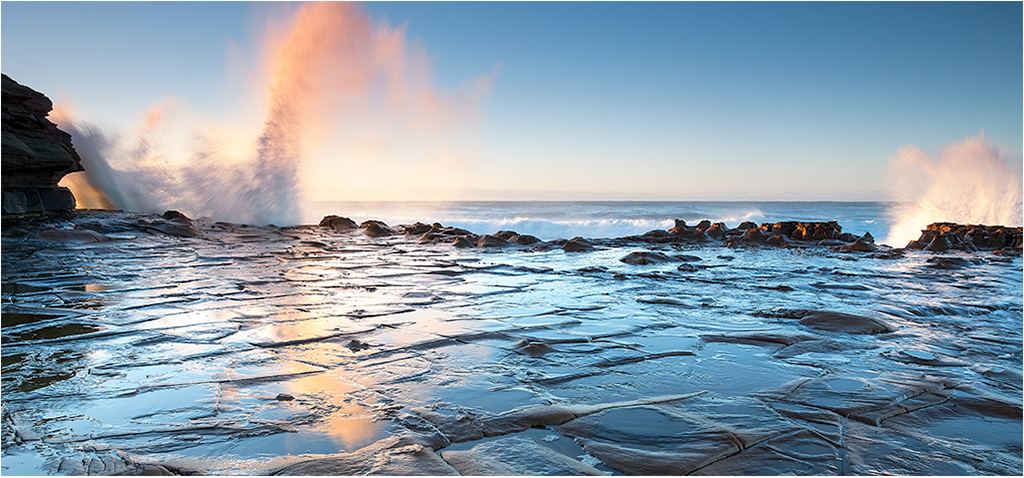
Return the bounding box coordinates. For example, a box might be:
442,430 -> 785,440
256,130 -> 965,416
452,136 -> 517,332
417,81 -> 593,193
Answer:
620,251 -> 679,265
798,310 -> 894,335
2,74 -> 83,214
360,220 -> 395,237
319,215 -> 358,231
450,236 -> 475,248
839,232 -> 878,252
563,237 -> 594,252
476,234 -> 511,248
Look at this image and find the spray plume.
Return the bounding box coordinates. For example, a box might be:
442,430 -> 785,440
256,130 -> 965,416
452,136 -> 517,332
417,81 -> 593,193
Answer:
56,2 -> 491,225
885,134 -> 1023,246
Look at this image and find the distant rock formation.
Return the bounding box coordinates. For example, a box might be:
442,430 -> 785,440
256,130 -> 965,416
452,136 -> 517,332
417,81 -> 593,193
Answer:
906,222 -> 1023,252
2,74 -> 83,214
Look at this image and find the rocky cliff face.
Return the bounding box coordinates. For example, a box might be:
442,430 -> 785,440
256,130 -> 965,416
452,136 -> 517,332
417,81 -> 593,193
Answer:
2,74 -> 83,214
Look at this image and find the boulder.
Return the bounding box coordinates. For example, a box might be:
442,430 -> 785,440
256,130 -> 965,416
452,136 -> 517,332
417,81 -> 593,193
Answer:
562,237 -> 594,252
705,223 -> 727,240
319,215 -> 358,231
839,232 -> 878,252
476,234 -> 511,248
2,74 -> 83,214
620,251 -> 678,265
740,227 -> 768,243
450,236 -> 475,248
765,233 -> 789,247
509,233 -> 541,245
360,220 -> 395,237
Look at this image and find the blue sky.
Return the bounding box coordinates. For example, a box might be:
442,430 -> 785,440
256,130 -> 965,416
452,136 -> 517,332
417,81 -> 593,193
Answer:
2,1 -> 1021,201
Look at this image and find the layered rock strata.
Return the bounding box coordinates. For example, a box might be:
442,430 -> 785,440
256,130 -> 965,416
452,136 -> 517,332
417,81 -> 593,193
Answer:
1,74 -> 83,214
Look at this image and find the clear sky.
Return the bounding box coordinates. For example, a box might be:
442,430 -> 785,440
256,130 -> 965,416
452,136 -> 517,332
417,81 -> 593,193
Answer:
2,1 -> 1021,202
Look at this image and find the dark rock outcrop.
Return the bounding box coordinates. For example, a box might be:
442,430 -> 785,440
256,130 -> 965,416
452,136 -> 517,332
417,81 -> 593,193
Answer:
2,74 -> 83,214
562,237 -> 594,252
319,215 -> 358,232
907,223 -> 1021,252
360,220 -> 396,237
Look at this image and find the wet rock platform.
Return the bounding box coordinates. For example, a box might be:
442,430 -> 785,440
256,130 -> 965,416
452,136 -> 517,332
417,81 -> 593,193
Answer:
2,211 -> 1021,475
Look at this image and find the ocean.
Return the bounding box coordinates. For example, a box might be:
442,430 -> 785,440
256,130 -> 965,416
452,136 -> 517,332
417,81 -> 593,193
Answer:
306,200 -> 895,244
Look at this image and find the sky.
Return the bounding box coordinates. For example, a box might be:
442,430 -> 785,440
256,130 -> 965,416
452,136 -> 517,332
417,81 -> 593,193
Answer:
2,1 -> 1022,202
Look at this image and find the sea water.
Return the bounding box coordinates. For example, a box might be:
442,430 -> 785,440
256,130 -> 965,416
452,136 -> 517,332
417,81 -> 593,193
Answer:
306,201 -> 893,244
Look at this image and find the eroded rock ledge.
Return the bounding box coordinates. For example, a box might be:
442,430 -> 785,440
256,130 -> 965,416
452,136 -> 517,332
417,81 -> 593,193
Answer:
1,74 -> 83,214
317,215 -> 1021,254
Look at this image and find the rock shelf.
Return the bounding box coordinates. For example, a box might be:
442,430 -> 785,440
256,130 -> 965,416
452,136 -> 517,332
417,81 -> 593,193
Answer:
1,210 -> 1021,475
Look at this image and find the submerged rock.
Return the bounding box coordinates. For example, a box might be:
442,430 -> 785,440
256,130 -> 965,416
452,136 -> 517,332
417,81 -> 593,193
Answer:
798,310 -> 894,335
271,436 -> 458,475
619,251 -> 678,265
441,435 -> 605,476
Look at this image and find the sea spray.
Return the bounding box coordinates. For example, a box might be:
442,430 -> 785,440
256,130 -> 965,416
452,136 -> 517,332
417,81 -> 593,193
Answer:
55,2 -> 492,225
885,134 -> 1023,247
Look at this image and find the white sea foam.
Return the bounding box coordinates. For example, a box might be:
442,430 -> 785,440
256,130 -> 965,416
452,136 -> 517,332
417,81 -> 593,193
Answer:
885,134 -> 1023,246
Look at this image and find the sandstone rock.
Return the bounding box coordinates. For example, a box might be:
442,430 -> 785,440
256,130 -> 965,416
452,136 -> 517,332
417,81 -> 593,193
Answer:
509,233 -> 541,245
798,311 -> 895,335
36,228 -> 113,244
2,75 -> 84,214
360,220 -> 395,237
923,235 -> 952,252
740,227 -> 767,243
563,238 -> 594,252
396,222 -> 432,235
147,210 -> 201,238
765,233 -> 789,247
476,234 -> 511,248
319,215 -> 358,231
271,436 -> 459,475
704,223 -> 727,240
440,436 -> 606,476
909,223 -> 1022,252
450,236 -> 475,248
840,232 -> 878,252
620,251 -> 678,265
736,221 -> 758,230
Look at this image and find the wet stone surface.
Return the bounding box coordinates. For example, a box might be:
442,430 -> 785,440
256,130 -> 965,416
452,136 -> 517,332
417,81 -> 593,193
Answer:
1,211 -> 1022,475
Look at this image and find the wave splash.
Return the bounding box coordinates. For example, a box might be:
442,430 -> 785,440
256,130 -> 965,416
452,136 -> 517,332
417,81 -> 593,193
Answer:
56,2 -> 489,226
885,134 -> 1023,246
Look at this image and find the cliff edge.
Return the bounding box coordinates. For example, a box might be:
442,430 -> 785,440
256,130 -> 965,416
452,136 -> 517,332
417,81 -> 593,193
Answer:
2,73 -> 83,214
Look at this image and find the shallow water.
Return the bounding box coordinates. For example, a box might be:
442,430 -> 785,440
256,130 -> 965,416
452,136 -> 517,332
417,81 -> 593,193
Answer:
1,211 -> 1021,475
